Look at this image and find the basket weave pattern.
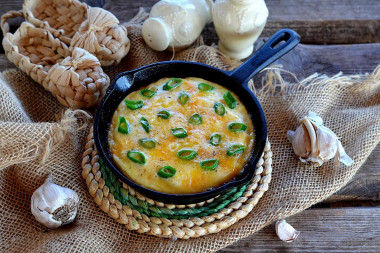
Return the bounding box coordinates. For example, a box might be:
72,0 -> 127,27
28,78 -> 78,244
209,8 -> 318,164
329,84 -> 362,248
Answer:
2,21 -> 70,84
23,0 -> 88,44
70,7 -> 131,66
81,127 -> 272,239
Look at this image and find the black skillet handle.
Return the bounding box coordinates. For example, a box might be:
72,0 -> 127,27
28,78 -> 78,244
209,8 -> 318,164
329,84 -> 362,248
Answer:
229,29 -> 300,84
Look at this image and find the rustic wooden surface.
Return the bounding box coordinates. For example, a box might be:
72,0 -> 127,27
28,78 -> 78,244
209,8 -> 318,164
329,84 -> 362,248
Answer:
0,0 -> 379,252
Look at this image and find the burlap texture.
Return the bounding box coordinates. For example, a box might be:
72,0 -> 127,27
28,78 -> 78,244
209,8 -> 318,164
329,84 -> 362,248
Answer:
1,23 -> 379,252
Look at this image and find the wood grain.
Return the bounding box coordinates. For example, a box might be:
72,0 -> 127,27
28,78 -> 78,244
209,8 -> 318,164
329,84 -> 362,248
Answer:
1,0 -> 380,46
219,207 -> 380,252
327,146 -> 380,202
264,0 -> 380,44
264,41 -> 380,77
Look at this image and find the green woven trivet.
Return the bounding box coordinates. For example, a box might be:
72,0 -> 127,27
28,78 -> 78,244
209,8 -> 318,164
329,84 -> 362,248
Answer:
100,158 -> 249,219
82,127 -> 272,239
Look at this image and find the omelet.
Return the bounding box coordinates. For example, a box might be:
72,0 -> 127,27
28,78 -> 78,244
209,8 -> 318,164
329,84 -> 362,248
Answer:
108,77 -> 254,194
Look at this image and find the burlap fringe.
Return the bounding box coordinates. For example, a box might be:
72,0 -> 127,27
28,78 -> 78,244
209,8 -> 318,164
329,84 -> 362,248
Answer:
122,7 -> 149,28
251,65 -> 380,97
0,109 -> 92,171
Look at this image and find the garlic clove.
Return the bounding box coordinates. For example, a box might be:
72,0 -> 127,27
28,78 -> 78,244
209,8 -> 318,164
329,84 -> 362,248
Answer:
307,111 -> 323,126
287,124 -> 311,159
336,140 -> 354,166
315,126 -> 338,162
287,111 -> 353,167
275,219 -> 300,242
31,175 -> 79,228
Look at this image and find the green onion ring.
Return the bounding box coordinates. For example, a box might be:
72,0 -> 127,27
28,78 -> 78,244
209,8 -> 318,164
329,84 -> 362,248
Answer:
200,159 -> 219,170
163,78 -> 183,90
127,151 -> 146,164
226,144 -> 246,156
223,91 -> 237,109
214,102 -> 226,116
171,127 -> 188,138
209,134 -> 222,146
178,91 -> 190,105
139,89 -> 156,98
140,117 -> 150,133
139,138 -> 156,149
157,110 -> 171,119
189,113 -> 202,125
157,166 -> 176,178
124,99 -> 144,110
198,83 -> 214,91
117,116 -> 129,134
177,149 -> 197,160
228,123 -> 247,132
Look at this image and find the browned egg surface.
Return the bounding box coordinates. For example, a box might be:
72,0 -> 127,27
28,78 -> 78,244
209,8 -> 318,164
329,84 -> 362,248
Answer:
108,77 -> 254,194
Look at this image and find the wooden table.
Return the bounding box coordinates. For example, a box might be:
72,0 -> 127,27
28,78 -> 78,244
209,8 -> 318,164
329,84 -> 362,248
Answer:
1,0 -> 379,251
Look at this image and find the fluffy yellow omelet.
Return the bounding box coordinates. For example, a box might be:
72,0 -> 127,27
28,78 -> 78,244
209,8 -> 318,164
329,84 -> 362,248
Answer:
108,77 -> 254,194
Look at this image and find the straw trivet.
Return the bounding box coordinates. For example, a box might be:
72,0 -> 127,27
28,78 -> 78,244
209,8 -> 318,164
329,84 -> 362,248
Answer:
82,127 -> 272,239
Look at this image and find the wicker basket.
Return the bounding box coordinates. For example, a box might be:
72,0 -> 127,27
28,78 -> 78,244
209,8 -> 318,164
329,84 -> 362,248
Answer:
23,0 -> 88,45
1,15 -> 110,109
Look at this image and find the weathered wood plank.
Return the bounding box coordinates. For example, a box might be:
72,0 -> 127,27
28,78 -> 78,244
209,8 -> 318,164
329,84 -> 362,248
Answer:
264,0 -> 380,44
1,0 -> 380,46
0,54 -> 16,69
268,42 -> 380,77
327,145 -> 380,202
267,0 -> 380,21
219,207 -> 380,252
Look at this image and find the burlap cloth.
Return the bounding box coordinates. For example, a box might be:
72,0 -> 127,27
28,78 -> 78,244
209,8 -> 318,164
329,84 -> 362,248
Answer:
1,23 -> 379,252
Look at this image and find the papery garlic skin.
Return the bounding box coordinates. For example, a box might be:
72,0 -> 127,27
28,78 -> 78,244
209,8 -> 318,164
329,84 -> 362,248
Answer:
275,219 -> 300,242
287,111 -> 354,167
31,175 -> 79,228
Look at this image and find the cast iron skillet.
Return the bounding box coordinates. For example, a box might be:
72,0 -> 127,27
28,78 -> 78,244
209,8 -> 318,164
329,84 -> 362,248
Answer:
94,29 -> 300,204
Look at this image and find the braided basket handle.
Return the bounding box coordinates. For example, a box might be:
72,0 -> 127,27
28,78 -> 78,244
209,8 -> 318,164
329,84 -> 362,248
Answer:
1,10 -> 24,35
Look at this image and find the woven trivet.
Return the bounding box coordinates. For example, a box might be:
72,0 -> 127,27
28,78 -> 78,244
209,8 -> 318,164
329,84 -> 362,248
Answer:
82,127 -> 272,239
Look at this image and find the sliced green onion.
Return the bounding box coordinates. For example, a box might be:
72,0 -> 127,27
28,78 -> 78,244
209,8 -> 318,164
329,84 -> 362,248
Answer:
171,127 -> 188,138
200,159 -> 219,170
189,113 -> 202,125
139,89 -> 156,98
228,123 -> 247,132
178,91 -> 190,105
214,102 -> 226,116
158,110 -> 171,119
177,149 -> 197,160
163,78 -> 183,90
223,91 -> 237,109
226,144 -> 246,156
139,138 -> 156,149
125,99 -> 144,110
127,151 -> 146,164
118,116 -> 129,134
157,166 -> 176,178
209,134 -> 222,146
140,117 -> 150,133
198,83 -> 214,92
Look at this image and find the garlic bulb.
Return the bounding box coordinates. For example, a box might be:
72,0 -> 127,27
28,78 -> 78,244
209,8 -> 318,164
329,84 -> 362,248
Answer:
287,111 -> 354,167
31,175 -> 79,228
275,219 -> 300,242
